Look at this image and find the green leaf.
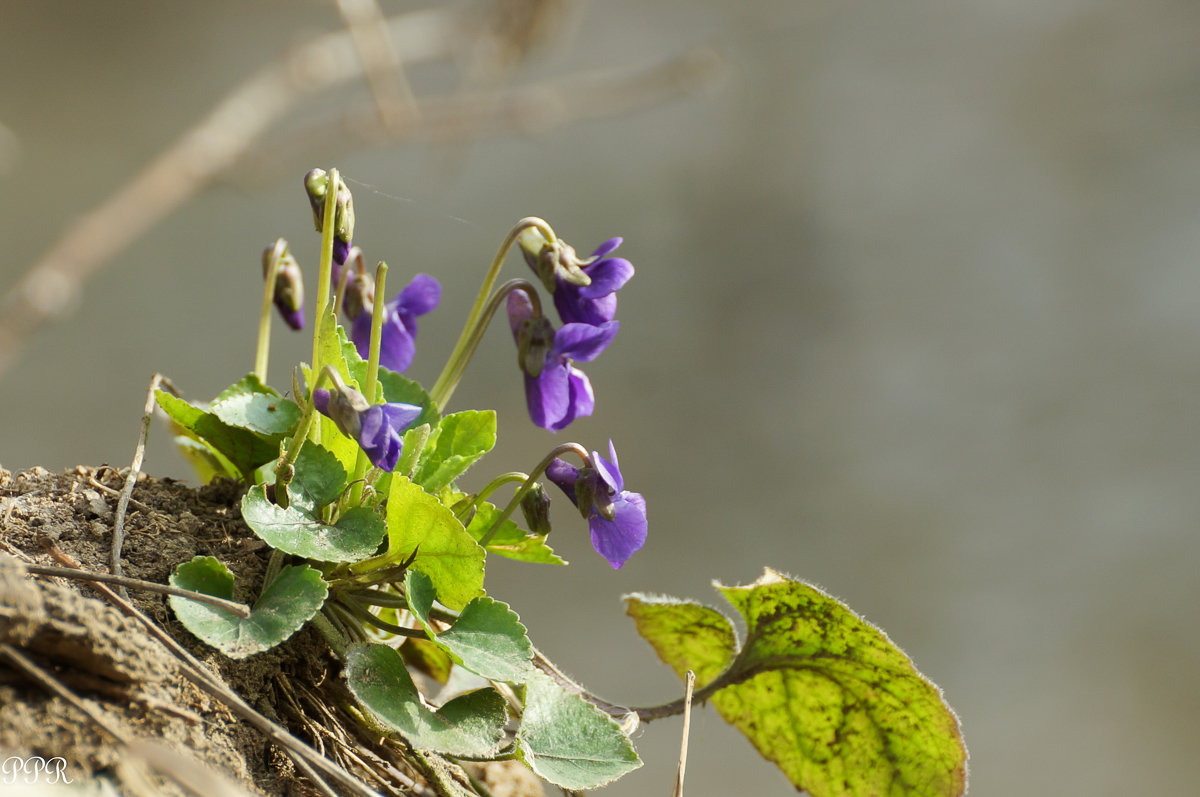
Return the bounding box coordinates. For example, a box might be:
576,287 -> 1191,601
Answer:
626,569 -> 968,797
285,441 -> 348,511
405,571 -> 533,683
168,556 -> 327,659
464,499 -> 566,565
516,670 -> 641,790
316,308 -> 357,390
241,485 -> 386,562
623,595 -> 738,686
383,476 -> 485,611
156,390 -> 279,479
411,411 -> 496,492
209,374 -> 302,437
345,642 -> 509,758
168,432 -> 239,483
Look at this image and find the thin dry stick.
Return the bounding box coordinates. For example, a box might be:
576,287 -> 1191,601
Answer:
111,372 -> 167,597
22,562 -> 251,618
0,9 -> 457,379
335,0 -> 419,131
251,47 -> 724,177
44,543 -> 384,797
87,473 -> 152,513
673,670 -> 696,797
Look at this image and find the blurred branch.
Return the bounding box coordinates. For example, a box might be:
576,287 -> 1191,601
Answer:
0,8 -> 454,379
243,46 -> 724,182
0,3 -> 722,381
334,0 -> 419,132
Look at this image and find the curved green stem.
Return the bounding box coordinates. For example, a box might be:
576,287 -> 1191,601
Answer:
255,238 -> 287,382
477,443 -> 589,546
436,279 -> 542,412
428,217 -> 555,410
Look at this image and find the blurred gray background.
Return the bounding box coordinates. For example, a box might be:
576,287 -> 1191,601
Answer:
3,0 -> 1199,794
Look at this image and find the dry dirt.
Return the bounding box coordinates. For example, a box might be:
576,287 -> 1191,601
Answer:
0,465 -> 543,797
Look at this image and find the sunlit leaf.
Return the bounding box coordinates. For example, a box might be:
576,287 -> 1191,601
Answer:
516,670 -> 641,790
383,476 -> 484,610
405,570 -> 532,683
169,556 -> 326,659
345,642 -> 508,758
411,411 -> 496,492
626,569 -> 968,797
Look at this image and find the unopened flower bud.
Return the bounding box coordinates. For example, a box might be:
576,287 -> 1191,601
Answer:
520,482 -> 553,536
263,242 -> 305,330
312,380 -> 370,440
507,290 -> 554,377
304,168 -> 355,263
342,267 -> 376,321
303,168 -> 329,230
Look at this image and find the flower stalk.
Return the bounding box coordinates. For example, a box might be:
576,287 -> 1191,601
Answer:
477,443 -> 589,546
255,238 -> 288,382
429,217 -> 556,410
350,261 -> 389,504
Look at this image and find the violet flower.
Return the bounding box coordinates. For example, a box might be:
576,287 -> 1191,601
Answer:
507,290 -> 617,432
312,386 -> 422,472
520,233 -> 634,327
550,238 -> 634,326
545,441 -> 647,569
350,274 -> 441,373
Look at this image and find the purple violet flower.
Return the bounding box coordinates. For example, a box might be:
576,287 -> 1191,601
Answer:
350,273 -> 441,373
312,387 -> 422,472
545,441 -> 648,569
519,233 -> 635,327
507,290 -> 617,432
551,238 -> 635,327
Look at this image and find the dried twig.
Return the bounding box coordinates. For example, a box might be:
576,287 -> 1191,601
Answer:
88,473 -> 152,513
22,562 -> 251,618
673,670 -> 696,797
335,0 -> 419,132
0,5 -> 721,381
245,47 -> 724,181
111,372 -> 169,598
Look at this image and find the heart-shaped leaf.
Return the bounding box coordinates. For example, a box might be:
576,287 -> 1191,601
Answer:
625,569 -> 968,797
168,556 -> 327,659
372,476 -> 484,610
209,374 -> 301,437
345,642 -> 509,758
241,485 -> 386,562
516,670 -> 641,790
411,411 -> 496,492
156,390 -> 278,480
406,570 -> 533,683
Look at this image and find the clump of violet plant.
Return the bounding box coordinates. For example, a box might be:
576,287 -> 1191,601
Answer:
155,167 -> 968,797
